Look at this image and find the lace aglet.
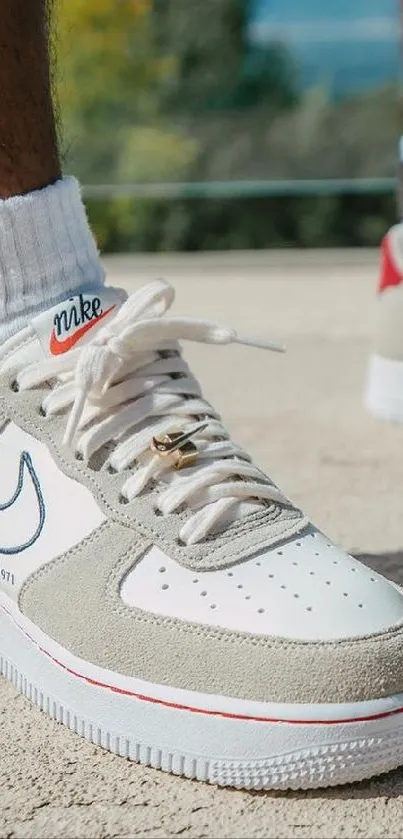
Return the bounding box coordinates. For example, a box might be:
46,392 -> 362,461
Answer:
236,334 -> 286,353
263,340 -> 286,353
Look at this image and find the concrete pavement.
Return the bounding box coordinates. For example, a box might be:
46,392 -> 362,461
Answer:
2,249 -> 403,838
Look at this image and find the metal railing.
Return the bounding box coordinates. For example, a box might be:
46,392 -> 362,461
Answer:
82,178 -> 395,200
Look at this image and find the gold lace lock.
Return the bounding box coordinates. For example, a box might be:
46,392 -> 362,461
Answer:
150,423 -> 207,470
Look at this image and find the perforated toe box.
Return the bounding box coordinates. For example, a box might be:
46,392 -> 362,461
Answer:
121,529 -> 403,642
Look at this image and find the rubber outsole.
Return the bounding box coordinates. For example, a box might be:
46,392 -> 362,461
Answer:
2,596 -> 403,790
3,651 -> 403,790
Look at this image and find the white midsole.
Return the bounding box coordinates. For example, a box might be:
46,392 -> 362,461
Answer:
365,353 -> 403,422
2,591 -> 403,767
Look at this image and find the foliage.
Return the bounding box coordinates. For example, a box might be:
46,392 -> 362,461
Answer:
56,0 -> 196,186
56,0 -> 399,251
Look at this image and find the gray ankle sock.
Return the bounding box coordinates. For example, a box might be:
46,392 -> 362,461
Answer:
0,176 -> 105,343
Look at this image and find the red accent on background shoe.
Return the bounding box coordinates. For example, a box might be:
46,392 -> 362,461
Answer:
379,234 -> 402,292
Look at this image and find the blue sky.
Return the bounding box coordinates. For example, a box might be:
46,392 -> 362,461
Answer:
250,0 -> 399,41
249,0 -> 400,94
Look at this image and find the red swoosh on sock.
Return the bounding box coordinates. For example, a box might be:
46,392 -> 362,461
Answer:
49,305 -> 116,356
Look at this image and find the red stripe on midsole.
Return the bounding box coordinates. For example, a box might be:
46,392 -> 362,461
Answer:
3,604 -> 403,726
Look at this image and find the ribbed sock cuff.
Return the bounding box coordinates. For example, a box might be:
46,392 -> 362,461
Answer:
0,176 -> 105,341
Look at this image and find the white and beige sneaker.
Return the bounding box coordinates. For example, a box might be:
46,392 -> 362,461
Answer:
366,222 -> 403,421
2,279 -> 403,790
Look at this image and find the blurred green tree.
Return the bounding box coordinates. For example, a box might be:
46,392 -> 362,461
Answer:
152,0 -> 297,114
56,0 -> 398,251
150,0 -> 299,185
57,0 -> 198,249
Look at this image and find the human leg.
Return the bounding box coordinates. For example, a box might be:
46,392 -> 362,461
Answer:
0,0 -> 103,344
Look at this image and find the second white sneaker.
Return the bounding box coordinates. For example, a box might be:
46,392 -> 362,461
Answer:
365,222 -> 403,421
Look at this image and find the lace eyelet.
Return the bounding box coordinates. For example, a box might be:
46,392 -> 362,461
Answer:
107,463 -> 117,474
118,493 -> 129,505
153,506 -> 163,516
38,406 -> 47,417
176,537 -> 186,547
10,379 -> 20,393
74,451 -> 84,461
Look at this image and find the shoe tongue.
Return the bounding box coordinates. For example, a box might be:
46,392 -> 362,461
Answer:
31,286 -> 125,358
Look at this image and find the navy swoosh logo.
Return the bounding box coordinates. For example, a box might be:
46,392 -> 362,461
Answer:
0,451 -> 45,555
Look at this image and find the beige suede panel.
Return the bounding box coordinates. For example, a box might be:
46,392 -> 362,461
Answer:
20,521 -> 403,704
374,286 -> 403,361
0,379 -> 308,570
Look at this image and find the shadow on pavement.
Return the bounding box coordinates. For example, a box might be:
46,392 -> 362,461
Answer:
356,550 -> 403,587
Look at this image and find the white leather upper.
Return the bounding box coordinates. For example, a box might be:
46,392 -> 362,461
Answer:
2,420 -> 403,642
0,422 -> 105,598
2,295 -> 403,645
120,531 -> 403,641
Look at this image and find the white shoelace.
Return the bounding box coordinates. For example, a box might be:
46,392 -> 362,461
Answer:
17,280 -> 289,545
